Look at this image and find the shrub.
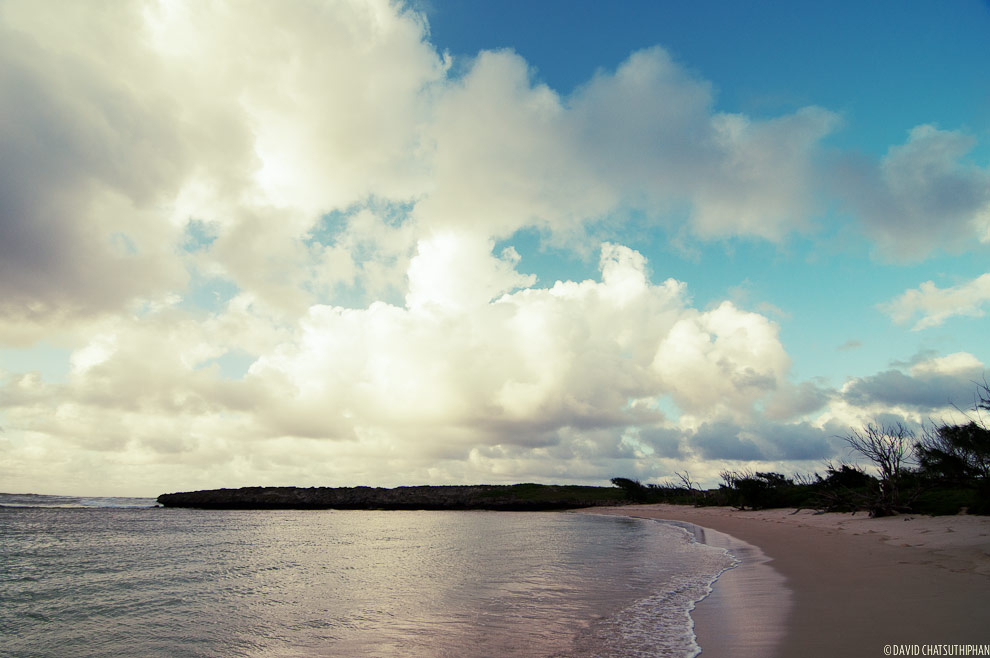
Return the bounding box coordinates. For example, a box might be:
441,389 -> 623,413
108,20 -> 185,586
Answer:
811,463 -> 878,513
917,421 -> 990,483
719,470 -> 796,510
610,477 -> 650,502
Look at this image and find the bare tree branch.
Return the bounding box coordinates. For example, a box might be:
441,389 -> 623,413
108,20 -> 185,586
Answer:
674,470 -> 695,491
841,421 -> 915,516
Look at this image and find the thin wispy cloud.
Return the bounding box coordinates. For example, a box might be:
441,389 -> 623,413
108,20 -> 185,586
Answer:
881,274 -> 990,330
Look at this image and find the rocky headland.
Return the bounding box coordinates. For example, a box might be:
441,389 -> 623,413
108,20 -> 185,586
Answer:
156,483 -> 625,510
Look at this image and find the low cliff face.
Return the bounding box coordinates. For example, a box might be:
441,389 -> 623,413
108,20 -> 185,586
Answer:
157,484 -> 625,510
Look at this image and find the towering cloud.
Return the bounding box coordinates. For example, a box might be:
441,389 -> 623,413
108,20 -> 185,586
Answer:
1,0 -> 986,494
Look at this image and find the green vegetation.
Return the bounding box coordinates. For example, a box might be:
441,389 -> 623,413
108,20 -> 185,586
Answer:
717,471 -> 801,511
476,483 -> 627,506
611,383 -> 990,517
159,483 -> 627,510
608,466 -> 875,512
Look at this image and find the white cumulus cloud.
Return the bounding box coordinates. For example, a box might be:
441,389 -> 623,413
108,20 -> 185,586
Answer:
0,0 -> 852,342
1,242 -> 810,493
3,0 -> 986,495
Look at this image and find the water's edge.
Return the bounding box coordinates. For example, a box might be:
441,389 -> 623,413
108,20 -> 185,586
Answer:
581,512 -> 791,658
659,521 -> 742,658
3,496 -> 787,657
653,518 -> 791,658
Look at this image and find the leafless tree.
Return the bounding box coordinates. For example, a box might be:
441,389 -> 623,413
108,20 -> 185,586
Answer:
674,470 -> 696,491
674,470 -> 708,504
841,422 -> 915,515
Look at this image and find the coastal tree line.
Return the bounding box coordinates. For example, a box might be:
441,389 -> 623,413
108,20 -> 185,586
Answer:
613,382 -> 990,517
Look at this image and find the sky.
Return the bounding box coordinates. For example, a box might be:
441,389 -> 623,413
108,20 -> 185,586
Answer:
1,0 -> 989,497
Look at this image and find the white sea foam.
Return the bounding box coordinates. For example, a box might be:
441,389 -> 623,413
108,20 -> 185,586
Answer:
572,520 -> 737,658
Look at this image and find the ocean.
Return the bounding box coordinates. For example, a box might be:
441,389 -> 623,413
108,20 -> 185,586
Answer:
0,494 -> 736,658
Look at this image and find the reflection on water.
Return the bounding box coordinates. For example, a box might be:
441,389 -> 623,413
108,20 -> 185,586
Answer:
1,508 -> 732,658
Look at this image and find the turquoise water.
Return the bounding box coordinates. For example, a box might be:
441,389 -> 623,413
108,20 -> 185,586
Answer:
0,495 -> 734,657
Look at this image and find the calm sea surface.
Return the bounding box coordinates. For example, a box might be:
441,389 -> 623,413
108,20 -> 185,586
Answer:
0,494 -> 734,658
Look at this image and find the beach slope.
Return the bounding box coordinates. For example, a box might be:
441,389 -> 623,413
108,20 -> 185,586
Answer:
582,505 -> 990,658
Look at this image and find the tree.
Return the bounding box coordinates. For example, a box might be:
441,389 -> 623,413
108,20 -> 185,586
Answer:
978,379 -> 990,415
916,381 -> 990,484
673,470 -> 705,504
719,470 -> 794,510
917,421 -> 990,483
674,470 -> 696,492
841,422 -> 915,516
610,477 -> 649,502
811,462 -> 877,512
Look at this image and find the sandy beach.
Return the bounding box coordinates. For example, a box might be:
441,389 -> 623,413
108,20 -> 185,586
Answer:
580,505 -> 990,658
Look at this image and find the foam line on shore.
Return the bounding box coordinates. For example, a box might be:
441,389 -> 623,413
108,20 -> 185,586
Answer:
579,504 -> 990,657
587,510 -> 791,658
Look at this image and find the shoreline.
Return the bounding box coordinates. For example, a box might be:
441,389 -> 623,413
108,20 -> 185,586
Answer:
579,505 -> 990,658
663,517 -> 790,658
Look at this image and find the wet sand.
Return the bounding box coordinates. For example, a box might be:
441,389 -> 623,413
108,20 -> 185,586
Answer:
580,505 -> 990,658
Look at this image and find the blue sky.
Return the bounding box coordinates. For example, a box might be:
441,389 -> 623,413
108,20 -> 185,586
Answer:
0,0 -> 988,496
426,1 -> 990,147
424,0 -> 990,383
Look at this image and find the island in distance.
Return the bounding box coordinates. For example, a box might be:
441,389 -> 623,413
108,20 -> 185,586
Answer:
157,484 -> 627,511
